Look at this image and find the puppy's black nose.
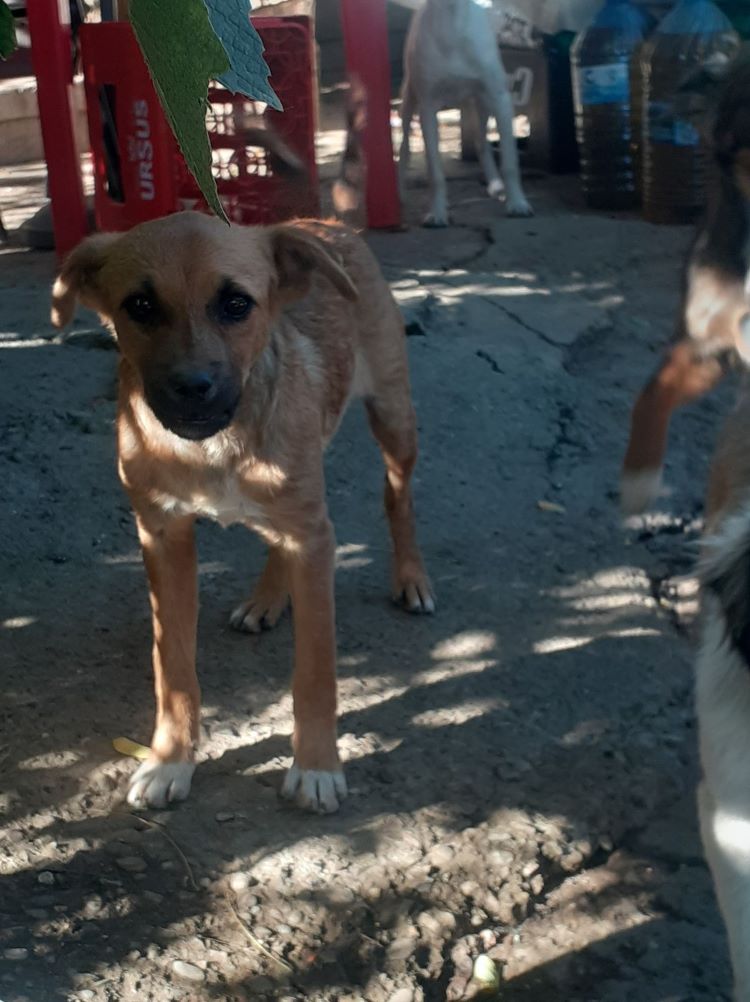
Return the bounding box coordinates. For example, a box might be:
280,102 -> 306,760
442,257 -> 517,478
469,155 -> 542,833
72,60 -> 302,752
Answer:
169,371 -> 216,402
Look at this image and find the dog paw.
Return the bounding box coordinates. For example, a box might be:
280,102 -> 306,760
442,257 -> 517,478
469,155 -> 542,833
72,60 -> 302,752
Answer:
127,759 -> 195,809
620,468 -> 663,516
423,206 -> 450,228
393,566 -> 436,614
281,764 -> 347,814
487,178 -> 505,198
505,196 -> 533,218
230,590 -> 289,634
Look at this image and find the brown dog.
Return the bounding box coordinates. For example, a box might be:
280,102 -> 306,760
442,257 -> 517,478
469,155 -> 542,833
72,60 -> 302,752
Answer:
51,212 -> 434,813
621,53 -> 750,515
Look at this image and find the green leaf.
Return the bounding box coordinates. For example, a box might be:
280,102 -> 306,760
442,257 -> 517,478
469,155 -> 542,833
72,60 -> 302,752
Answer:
130,0 -> 230,221
204,0 -> 281,110
0,1 -> 17,60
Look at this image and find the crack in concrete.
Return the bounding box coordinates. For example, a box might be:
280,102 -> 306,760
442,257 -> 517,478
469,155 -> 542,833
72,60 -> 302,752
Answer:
475,349 -> 504,374
477,294 -> 567,349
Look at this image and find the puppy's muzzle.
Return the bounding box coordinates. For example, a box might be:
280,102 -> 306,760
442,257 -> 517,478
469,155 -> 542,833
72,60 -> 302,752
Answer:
145,368 -> 241,441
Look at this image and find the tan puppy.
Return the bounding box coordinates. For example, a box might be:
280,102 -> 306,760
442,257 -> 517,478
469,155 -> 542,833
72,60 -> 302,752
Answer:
51,212 -> 434,813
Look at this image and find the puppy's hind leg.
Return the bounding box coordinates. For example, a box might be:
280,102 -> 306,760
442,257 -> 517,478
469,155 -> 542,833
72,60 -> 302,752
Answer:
621,340 -> 724,515
419,100 -> 449,228
475,102 -> 504,199
487,77 -> 532,217
363,341 -> 434,612
230,545 -> 289,634
398,80 -> 415,205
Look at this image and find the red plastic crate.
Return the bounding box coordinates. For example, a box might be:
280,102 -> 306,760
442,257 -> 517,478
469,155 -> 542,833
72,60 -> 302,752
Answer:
79,17 -> 319,232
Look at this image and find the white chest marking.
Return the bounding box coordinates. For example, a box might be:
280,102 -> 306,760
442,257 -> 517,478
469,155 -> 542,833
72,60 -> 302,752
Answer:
151,477 -> 270,530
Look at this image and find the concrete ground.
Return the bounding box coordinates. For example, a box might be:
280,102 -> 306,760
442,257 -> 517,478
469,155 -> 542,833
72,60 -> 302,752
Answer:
0,134 -> 738,1002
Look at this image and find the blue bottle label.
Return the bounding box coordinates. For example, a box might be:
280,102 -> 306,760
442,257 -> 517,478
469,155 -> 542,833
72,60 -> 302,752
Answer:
577,64 -> 630,105
649,101 -> 700,147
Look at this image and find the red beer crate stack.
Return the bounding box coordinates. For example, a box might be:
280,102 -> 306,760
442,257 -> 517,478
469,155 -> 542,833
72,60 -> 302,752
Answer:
79,16 -> 319,233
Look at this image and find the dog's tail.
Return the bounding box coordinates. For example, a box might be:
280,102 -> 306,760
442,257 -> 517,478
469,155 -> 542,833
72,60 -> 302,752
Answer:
242,125 -> 307,181
332,75 -> 367,216
621,338 -> 725,515
700,508 -> 750,669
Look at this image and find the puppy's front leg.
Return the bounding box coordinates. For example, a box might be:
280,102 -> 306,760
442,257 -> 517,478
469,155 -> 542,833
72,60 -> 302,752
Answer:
281,512 -> 346,814
420,102 -> 450,228
127,510 -> 200,809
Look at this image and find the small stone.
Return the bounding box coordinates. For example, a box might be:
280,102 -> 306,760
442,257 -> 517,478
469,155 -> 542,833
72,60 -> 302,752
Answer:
215,812 -> 235,823
521,860 -> 539,878
435,910 -> 456,933
530,874 -> 544,896
172,960 -> 204,983
427,844 -> 454,868
228,872 -> 251,893
388,990 -> 414,1002
4,948 -> 28,960
478,929 -> 496,951
78,992 -> 95,1001
143,890 -> 164,905
387,934 -> 418,964
146,944 -> 160,961
490,849 -> 514,868
116,856 -> 147,873
37,871 -> 55,886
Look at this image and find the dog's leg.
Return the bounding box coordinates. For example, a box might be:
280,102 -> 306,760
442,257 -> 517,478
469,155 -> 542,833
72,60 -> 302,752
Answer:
696,598 -> 750,1000
475,104 -> 504,199
365,396 -> 434,613
699,781 -> 750,1000
621,340 -> 724,514
229,545 -> 289,634
486,81 -> 532,217
127,512 -> 199,809
420,100 -> 450,228
398,80 -> 415,204
280,512 -> 346,813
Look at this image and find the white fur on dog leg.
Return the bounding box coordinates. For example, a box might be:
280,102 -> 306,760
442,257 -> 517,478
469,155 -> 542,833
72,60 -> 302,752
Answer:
281,764 -> 347,814
423,211 -> 449,229
620,468 -> 663,516
487,177 -> 504,198
505,194 -> 534,218
127,759 -> 195,809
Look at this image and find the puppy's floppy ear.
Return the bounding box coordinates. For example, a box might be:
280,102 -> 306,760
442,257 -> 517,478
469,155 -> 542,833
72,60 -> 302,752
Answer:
51,232 -> 120,328
271,225 -> 358,304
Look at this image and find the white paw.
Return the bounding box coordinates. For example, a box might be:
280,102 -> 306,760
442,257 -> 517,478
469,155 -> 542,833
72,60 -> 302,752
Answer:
423,211 -> 449,229
230,593 -> 288,634
487,178 -> 505,198
620,468 -> 663,516
281,764 -> 347,814
505,195 -> 533,218
394,578 -> 436,614
127,759 -> 195,809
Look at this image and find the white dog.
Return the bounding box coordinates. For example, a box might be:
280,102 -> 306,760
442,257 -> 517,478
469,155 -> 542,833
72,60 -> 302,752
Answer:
697,457 -> 750,1001
399,0 -> 533,226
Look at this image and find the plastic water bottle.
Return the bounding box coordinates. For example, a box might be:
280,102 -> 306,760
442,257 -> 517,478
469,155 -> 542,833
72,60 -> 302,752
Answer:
642,0 -> 739,224
572,0 -> 652,210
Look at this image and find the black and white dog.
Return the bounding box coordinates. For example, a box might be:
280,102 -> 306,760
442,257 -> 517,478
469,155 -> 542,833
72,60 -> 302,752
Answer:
635,52 -> 750,1001
398,0 -> 533,226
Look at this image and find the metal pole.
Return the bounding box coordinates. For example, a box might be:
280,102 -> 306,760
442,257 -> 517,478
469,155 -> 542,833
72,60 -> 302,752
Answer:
339,0 -> 401,229
26,0 -> 88,257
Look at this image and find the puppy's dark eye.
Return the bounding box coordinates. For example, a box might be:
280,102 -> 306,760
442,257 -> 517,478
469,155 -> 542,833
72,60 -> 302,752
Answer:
123,294 -> 156,323
221,293 -> 253,323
